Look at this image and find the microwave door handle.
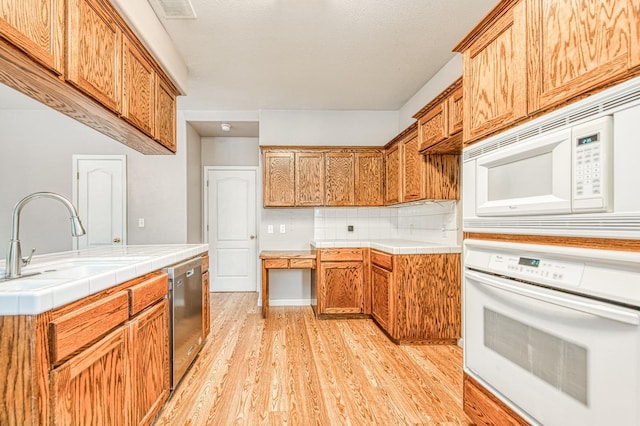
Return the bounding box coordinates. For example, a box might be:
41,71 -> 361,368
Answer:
465,270 -> 640,326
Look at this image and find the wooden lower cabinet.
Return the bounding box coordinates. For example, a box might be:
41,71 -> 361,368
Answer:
50,324 -> 130,425
371,250 -> 460,344
202,270 -> 210,340
130,299 -> 170,426
315,248 -> 370,317
463,373 -> 528,426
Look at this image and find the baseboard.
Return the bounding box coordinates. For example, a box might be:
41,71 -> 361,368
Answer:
258,298 -> 311,307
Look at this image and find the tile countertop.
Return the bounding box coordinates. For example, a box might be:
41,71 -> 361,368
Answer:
0,244 -> 208,316
311,239 -> 461,255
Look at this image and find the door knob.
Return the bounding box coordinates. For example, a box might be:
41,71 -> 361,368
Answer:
250,235 -> 256,240
113,237 -> 121,243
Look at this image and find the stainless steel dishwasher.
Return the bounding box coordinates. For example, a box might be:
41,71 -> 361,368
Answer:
165,257 -> 203,390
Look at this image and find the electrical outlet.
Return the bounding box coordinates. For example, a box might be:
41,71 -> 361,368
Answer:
267,225 -> 274,234
138,218 -> 145,228
279,224 -> 286,233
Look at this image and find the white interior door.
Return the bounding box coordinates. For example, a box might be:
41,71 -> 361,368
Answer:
73,155 -> 127,250
205,168 -> 257,292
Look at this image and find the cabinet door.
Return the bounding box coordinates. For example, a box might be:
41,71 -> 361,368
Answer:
384,143 -> 401,205
527,0 -> 640,114
325,152 -> 354,206
318,261 -> 364,314
263,151 -> 295,206
418,101 -> 448,152
66,0 -> 122,112
402,131 -> 425,202
295,151 -> 324,206
155,77 -> 177,152
371,264 -> 392,335
122,35 -> 155,136
202,270 -> 210,340
448,86 -> 464,136
0,0 -> 64,73
51,325 -> 130,426
424,154 -> 460,200
461,0 -> 527,143
130,300 -> 170,426
355,151 -> 384,206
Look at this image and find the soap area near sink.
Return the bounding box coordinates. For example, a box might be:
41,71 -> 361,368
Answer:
0,244 -> 208,315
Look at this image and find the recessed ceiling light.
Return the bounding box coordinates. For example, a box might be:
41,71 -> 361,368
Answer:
220,123 -> 232,132
148,0 -> 196,19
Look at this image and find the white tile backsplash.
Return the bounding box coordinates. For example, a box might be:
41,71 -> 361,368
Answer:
314,201 -> 459,244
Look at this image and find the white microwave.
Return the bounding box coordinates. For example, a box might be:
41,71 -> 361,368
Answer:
462,77 -> 640,239
474,116 -> 612,217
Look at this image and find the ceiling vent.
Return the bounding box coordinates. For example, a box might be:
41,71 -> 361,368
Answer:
148,0 -> 196,19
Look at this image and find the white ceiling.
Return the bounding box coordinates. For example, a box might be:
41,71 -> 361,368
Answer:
156,0 -> 498,112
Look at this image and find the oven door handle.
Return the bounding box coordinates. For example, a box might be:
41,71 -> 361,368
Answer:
465,270 -> 640,326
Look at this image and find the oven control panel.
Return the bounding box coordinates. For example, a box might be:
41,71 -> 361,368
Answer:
487,254 -> 585,287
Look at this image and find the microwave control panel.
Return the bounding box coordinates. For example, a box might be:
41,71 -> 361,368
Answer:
572,116 -> 612,212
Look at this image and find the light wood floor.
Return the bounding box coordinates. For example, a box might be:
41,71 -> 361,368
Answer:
155,292 -> 472,425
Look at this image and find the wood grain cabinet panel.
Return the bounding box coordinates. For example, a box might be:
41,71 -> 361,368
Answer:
384,143 -> 401,205
416,78 -> 463,154
325,152 -> 354,206
130,299 -> 170,426
455,0 -> 527,143
354,150 -> 384,206
202,270 -> 210,340
122,35 -> 155,136
448,85 -> 464,136
0,0 -> 64,73
418,102 -> 448,151
50,325 -> 130,426
263,150 -> 295,206
401,130 -> 424,202
295,151 -> 325,206
155,77 -> 177,152
66,0 -> 122,112
371,264 -> 392,335
318,261 -> 364,314
527,0 -> 640,114
424,154 -> 460,200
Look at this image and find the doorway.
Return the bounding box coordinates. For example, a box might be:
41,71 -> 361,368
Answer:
204,167 -> 257,292
72,155 -> 127,250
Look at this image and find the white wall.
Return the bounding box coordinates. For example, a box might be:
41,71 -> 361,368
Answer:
259,110 -> 399,146
202,137 -> 259,166
397,55 -> 463,129
186,122 -> 202,243
0,106 -> 188,259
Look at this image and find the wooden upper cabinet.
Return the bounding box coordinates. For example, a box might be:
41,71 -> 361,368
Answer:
122,35 -> 155,137
527,0 -> 640,114
416,78 -> 463,154
384,143 -> 401,205
0,0 -> 64,74
295,151 -> 325,206
401,130 -> 424,202
66,0 -> 121,112
355,151 -> 384,206
325,152 -> 354,206
155,77 -> 177,152
454,0 -> 527,143
424,154 -> 460,200
263,151 -> 295,207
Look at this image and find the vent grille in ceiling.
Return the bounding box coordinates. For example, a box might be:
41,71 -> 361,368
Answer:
148,0 -> 196,19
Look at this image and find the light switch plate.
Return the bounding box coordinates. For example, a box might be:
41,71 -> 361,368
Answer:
267,225 -> 274,234
280,224 -> 286,233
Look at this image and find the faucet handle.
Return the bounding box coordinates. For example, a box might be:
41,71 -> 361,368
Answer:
22,248 -> 36,266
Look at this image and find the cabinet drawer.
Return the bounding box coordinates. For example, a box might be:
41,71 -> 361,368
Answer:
49,291 -> 129,364
320,248 -> 364,262
264,259 -> 289,269
290,258 -> 316,269
371,250 -> 393,270
128,272 -> 168,316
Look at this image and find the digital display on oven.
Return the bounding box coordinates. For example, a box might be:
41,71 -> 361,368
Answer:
576,132 -> 599,146
518,257 -> 540,267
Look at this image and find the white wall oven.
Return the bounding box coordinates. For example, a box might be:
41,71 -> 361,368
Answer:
464,239 -> 640,425
463,76 -> 640,238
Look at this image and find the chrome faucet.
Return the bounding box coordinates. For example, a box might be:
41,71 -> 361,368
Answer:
4,192 -> 86,279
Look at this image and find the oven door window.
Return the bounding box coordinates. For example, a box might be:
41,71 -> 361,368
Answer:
464,272 -> 640,426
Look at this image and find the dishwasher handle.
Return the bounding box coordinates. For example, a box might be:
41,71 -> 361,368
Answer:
465,270 -> 640,326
